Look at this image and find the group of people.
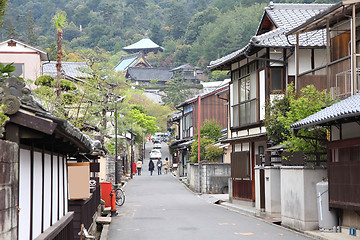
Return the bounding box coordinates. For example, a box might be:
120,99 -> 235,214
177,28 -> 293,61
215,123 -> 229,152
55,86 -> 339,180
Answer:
134,157 -> 169,176
149,157 -> 169,175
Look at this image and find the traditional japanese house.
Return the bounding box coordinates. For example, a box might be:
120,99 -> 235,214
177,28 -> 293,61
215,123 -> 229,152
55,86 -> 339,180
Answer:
289,0 -> 360,233
287,1 -> 360,98
208,3 -> 331,211
291,93 -> 360,234
171,83 -> 229,177
0,77 -> 102,239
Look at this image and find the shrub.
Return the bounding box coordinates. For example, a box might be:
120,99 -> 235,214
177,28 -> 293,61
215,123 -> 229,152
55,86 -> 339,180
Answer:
52,79 -> 77,91
35,75 -> 54,86
62,93 -> 76,104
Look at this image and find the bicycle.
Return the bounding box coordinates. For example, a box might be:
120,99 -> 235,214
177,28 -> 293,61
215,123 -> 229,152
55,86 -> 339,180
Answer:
113,183 -> 126,206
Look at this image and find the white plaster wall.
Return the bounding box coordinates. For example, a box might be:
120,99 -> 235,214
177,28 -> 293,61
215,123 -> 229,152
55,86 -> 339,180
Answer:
43,154 -> 51,232
32,151 -> 42,239
281,167 -> 327,231
19,149 -> 31,240
259,69 -> 266,121
0,53 -> 42,81
52,155 -> 58,225
265,166 -> 281,214
255,167 -> 261,210
223,146 -> 231,164
341,122 -> 360,140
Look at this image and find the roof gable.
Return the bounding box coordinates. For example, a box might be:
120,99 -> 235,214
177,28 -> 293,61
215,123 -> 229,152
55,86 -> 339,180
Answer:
114,53 -> 151,72
0,38 -> 49,61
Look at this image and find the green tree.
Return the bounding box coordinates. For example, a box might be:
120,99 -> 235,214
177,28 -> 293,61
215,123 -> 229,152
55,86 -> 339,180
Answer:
26,11 -> 37,45
190,120 -> 223,162
52,11 -> 68,99
5,18 -> 19,39
0,0 -> 7,27
264,83 -> 332,159
184,7 -> 220,45
163,73 -> 191,107
165,1 -> 189,40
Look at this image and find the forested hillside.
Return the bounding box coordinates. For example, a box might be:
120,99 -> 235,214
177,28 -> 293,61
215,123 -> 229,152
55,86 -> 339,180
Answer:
1,0 -> 338,72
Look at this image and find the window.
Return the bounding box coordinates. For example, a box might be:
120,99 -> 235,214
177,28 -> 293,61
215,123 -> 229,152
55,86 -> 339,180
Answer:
270,68 -> 283,92
183,113 -> 193,138
231,61 -> 259,127
5,63 -> 24,77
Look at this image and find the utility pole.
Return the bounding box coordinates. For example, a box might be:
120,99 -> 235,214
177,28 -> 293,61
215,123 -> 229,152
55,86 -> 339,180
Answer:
198,95 -> 201,163
114,96 -> 125,184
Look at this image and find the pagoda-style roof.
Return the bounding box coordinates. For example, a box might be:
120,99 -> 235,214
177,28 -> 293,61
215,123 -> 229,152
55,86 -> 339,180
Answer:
114,52 -> 151,72
123,36 -> 163,54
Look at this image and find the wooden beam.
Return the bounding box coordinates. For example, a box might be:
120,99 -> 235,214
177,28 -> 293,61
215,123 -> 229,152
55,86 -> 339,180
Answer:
10,112 -> 57,135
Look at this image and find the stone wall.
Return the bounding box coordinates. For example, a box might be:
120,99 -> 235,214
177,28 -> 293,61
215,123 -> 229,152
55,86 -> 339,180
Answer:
188,162 -> 230,194
0,140 -> 18,239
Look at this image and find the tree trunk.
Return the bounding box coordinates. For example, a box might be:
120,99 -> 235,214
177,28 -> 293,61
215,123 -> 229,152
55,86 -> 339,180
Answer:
56,29 -> 63,99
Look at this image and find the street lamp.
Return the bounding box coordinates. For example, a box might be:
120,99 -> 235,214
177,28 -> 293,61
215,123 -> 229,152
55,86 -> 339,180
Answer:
115,96 -> 125,184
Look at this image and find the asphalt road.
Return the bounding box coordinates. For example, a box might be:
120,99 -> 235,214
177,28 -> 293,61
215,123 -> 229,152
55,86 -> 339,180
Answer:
107,141 -> 312,240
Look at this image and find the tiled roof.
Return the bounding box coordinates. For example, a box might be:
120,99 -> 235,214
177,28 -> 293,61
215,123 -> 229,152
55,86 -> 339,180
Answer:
291,93 -> 360,129
42,61 -> 91,80
208,3 -> 332,70
127,67 -> 173,82
114,53 -> 146,72
123,36 -> 162,51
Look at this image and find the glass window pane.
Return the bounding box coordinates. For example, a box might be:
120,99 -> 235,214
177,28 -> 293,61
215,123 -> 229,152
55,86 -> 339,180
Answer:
233,105 -> 239,127
271,69 -> 282,91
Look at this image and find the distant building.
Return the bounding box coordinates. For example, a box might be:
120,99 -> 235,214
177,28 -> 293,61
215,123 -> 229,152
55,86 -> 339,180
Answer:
126,67 -> 173,86
0,38 -> 49,81
123,36 -> 163,54
114,52 -> 151,73
171,63 -> 205,84
42,61 -> 91,82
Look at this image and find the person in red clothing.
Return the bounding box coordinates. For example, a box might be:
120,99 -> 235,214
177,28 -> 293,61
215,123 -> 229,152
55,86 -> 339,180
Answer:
132,162 -> 137,175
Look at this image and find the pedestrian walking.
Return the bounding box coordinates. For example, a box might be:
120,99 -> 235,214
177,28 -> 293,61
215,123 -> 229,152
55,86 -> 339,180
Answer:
132,162 -> 137,175
157,158 -> 162,175
136,159 -> 142,175
164,157 -> 169,174
149,159 -> 155,176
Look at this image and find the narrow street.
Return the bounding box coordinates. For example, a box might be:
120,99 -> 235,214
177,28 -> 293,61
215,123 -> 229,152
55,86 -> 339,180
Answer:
107,141 -> 312,240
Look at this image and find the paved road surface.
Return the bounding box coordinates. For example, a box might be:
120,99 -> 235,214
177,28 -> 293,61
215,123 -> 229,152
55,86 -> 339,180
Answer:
108,141 -> 312,240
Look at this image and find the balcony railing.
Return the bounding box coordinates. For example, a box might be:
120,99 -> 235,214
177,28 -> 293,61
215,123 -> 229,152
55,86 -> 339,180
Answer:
297,56 -> 360,99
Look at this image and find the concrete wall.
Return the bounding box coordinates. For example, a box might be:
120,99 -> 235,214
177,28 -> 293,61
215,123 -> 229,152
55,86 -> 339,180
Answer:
265,166 -> 281,214
188,162 -> 230,194
0,140 -> 18,240
281,166 -> 327,231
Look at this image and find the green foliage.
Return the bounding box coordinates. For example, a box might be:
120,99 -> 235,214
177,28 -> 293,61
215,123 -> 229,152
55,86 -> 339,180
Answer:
199,119 -> 223,141
0,0 -> 6,27
205,144 -> 223,162
35,75 -> 54,86
190,137 -> 215,163
0,104 -> 9,137
190,119 -> 223,162
163,73 -> 191,107
52,11 -> 68,31
0,63 -> 16,81
61,93 -> 77,105
53,79 -> 77,91
264,83 -> 332,158
209,70 -> 229,82
128,108 -> 158,135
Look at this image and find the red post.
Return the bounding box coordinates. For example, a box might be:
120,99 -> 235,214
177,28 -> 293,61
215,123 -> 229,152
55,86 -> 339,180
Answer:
198,95 -> 201,163
110,190 -> 117,217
